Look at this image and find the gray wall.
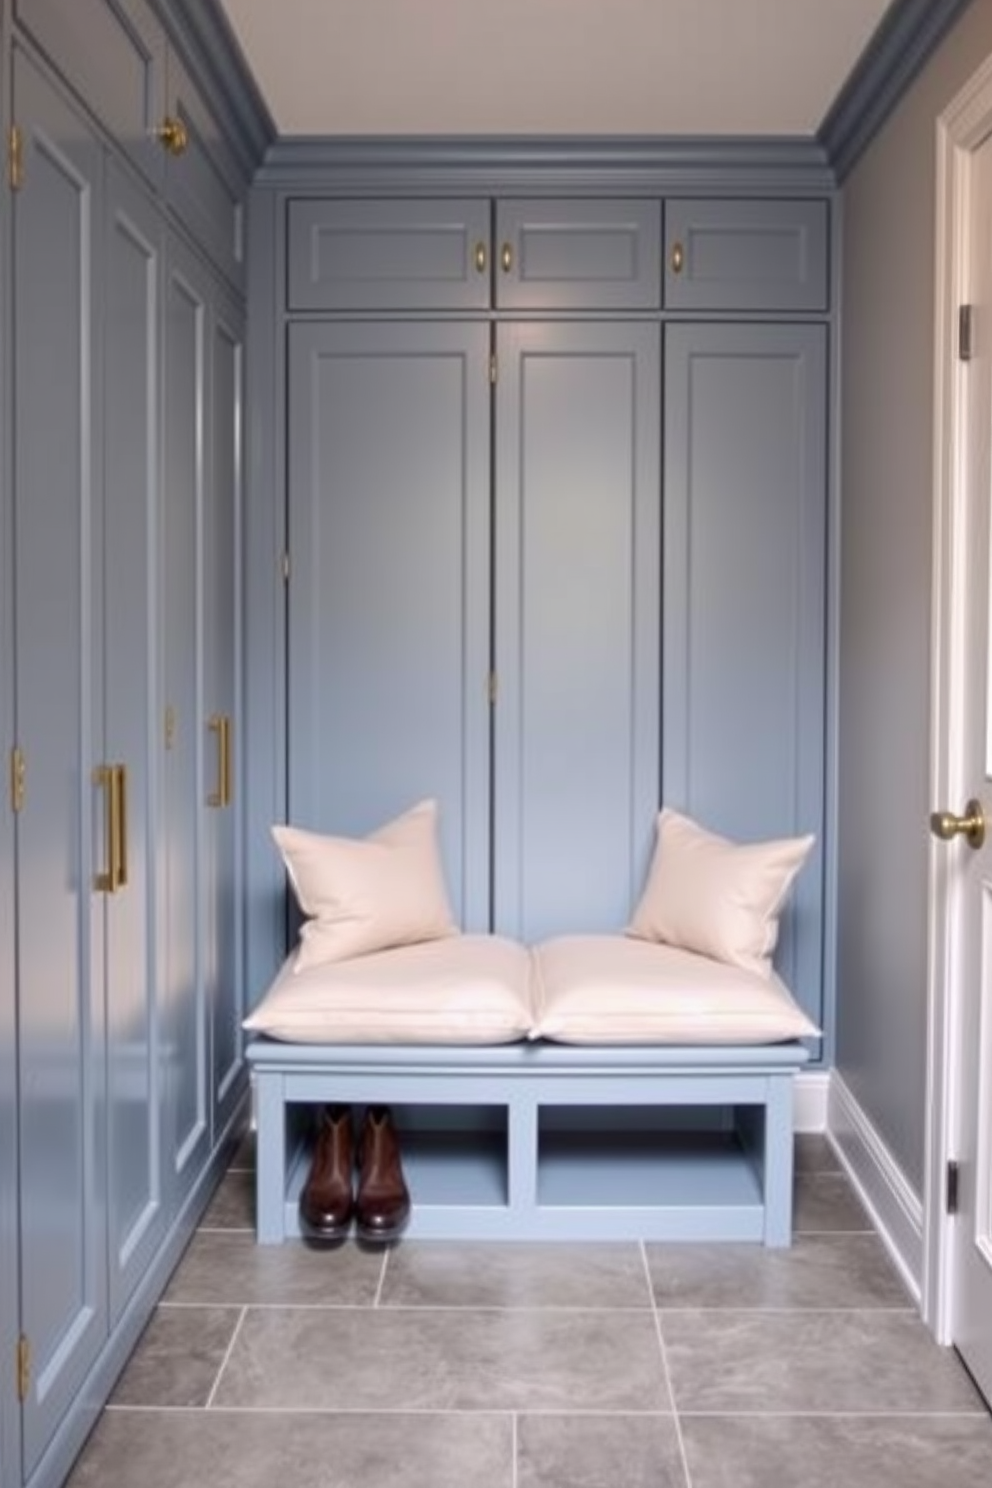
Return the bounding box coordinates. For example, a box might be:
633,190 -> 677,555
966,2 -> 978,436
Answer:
838,0 -> 992,1192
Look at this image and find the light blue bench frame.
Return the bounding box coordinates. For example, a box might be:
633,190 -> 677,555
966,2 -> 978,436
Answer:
246,1038 -> 811,1247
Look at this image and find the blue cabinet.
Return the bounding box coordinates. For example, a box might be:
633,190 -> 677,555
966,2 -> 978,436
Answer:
287,198 -> 492,311
287,320 -> 493,929
11,52 -> 109,1476
3,11 -> 253,1487
286,316 -> 662,941
664,198 -> 829,312
104,156 -> 168,1327
663,322 -> 827,1020
493,321 -> 661,939
278,189 -> 830,1022
494,200 -> 662,309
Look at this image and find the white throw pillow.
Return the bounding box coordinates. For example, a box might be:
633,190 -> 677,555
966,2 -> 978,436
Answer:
531,934 -> 820,1044
627,807 -> 814,976
243,935 -> 532,1044
272,799 -> 458,972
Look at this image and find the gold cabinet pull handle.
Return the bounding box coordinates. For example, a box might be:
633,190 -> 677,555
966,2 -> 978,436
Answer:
474,241 -> 487,273
155,115 -> 188,156
670,241 -> 685,275
500,241 -> 513,273
208,715 -> 224,808
93,764 -> 119,893
930,797 -> 985,849
115,765 -> 128,888
218,715 -> 232,807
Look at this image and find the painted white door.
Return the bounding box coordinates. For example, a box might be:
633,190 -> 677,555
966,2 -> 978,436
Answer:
940,122 -> 992,1404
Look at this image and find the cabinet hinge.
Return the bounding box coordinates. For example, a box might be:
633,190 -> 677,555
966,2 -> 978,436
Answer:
947,1159 -> 960,1215
959,304 -> 974,362
9,747 -> 25,813
8,125 -> 23,192
489,353 -> 498,386
164,706 -> 176,752
281,551 -> 290,582
487,671 -> 498,704
17,1336 -> 30,1403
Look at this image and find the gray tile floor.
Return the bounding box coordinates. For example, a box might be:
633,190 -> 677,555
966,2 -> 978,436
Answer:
66,1134 -> 992,1488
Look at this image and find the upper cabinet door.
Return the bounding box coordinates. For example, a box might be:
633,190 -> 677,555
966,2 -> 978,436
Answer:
495,199 -> 662,309
14,0 -> 166,187
163,50 -> 246,291
664,199 -> 829,311
287,199 -> 492,311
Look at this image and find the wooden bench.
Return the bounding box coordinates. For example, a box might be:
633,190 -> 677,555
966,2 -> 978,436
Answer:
246,1037 -> 810,1247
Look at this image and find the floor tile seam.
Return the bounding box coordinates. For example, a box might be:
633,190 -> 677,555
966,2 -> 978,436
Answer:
200,1301 -> 660,1314
653,1305 -> 916,1315
104,1403 -> 683,1417
640,1240 -> 695,1488
654,1304 -> 917,1316
673,1408 -> 992,1419
203,1305 -> 248,1410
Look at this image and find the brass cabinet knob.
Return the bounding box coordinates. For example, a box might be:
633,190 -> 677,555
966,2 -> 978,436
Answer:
155,115 -> 188,156
474,241 -> 487,273
500,241 -> 513,273
930,797 -> 985,849
670,241 -> 685,274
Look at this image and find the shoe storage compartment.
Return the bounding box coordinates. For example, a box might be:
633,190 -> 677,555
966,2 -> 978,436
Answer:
247,1040 -> 810,1246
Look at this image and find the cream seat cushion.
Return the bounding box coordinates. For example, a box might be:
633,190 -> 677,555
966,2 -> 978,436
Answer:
243,934 -> 532,1044
531,934 -> 820,1044
628,807 -> 815,976
272,799 -> 458,972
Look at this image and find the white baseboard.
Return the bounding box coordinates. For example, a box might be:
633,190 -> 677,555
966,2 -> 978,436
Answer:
827,1071 -> 924,1304
794,1070 -> 829,1131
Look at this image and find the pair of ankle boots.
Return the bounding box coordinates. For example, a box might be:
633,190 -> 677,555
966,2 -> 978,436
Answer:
299,1104 -> 410,1241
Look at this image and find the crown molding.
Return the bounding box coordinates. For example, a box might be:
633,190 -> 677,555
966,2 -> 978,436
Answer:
255,134 -> 835,196
819,0 -> 976,180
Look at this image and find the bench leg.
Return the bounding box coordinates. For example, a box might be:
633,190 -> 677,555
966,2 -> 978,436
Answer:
508,1092 -> 539,1225
762,1074 -> 795,1247
254,1071 -> 287,1243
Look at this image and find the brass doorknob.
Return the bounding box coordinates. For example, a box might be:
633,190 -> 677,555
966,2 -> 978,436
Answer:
155,116 -> 188,156
929,798 -> 985,848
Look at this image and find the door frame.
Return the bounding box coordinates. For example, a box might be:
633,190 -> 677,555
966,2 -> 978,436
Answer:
925,48 -> 992,1342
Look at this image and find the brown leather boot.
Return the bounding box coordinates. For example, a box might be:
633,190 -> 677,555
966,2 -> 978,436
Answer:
299,1104 -> 354,1238
355,1105 -> 410,1241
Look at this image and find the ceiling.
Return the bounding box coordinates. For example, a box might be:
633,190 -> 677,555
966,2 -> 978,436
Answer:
215,0 -> 896,139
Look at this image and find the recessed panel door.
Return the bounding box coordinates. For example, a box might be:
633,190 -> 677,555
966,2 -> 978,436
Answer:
493,321 -> 661,942
161,234 -> 208,1205
287,321 -> 492,930
940,125 -> 992,1406
205,297 -> 244,1139
663,322 -> 827,1026
104,156 -> 163,1323
12,52 -> 107,1476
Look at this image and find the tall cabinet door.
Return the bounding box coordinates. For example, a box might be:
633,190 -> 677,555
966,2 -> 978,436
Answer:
663,322 -> 827,1023
205,291 -> 244,1140
287,321 -> 492,930
160,232 -> 209,1206
493,321 -> 661,942
12,51 -> 107,1475
103,157 -> 163,1322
